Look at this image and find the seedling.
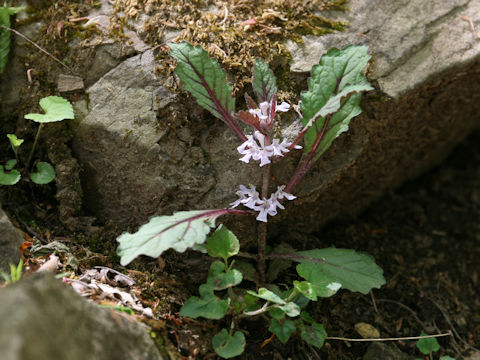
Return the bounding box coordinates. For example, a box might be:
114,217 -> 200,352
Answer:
117,42 -> 384,358
415,333 -> 456,360
0,96 -> 74,186
0,258 -> 23,284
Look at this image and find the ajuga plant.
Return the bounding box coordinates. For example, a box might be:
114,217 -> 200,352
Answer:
0,96 -> 74,186
117,42 -> 385,358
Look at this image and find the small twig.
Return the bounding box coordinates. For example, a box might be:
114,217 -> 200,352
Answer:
370,291 -> 378,313
461,16 -> 479,39
26,123 -> 44,171
0,25 -> 76,74
326,331 -> 452,342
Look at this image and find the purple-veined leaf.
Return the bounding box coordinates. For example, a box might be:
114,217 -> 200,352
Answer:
117,209 -> 247,266
168,42 -> 246,141
252,58 -> 277,103
301,45 -> 373,160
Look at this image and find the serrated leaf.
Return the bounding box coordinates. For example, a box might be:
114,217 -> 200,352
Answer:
30,162 -> 56,184
247,288 -> 286,305
0,165 -> 20,185
269,318 -> 296,344
301,45 -> 372,159
117,209 -> 233,266
4,159 -> 16,171
24,96 -> 74,123
168,41 -> 235,122
295,248 -> 385,294
212,329 -> 246,359
416,333 -> 440,355
7,134 -> 23,148
252,58 -> 277,103
298,321 -> 327,348
180,294 -> 230,320
207,225 -> 240,260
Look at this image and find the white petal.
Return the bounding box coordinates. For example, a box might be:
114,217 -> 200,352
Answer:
276,102 -> 290,112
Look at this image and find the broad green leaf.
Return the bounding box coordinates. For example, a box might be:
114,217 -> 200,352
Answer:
268,307 -> 285,320
180,294 -> 230,320
301,45 -> 372,159
298,321 -> 327,348
212,329 -> 246,359
295,248 -> 385,294
168,42 -> 235,122
416,333 -> 440,355
252,58 -> 277,103
269,318 -> 296,344
7,134 -> 23,148
0,165 -> 20,185
5,159 -> 16,171
293,280 -> 318,301
207,264 -> 243,290
117,209 -> 229,266
207,225 -> 240,260
247,288 -> 286,305
24,96 -> 74,123
30,162 -> 56,184
277,302 -> 301,317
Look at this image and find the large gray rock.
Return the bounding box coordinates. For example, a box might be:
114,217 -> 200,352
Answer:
0,273 -> 164,360
70,0 -> 480,233
0,207 -> 23,274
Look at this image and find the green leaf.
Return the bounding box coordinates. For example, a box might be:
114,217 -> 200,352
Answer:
0,165 -> 20,185
180,294 -> 230,320
168,41 -> 235,122
268,307 -> 285,320
4,159 -> 16,171
0,5 -> 11,74
206,261 -> 243,290
252,58 -> 277,103
293,280 -> 318,301
24,96 -> 74,123
298,321 -> 327,348
269,318 -> 296,344
439,356 -> 456,360
247,288 -> 286,305
301,45 -> 372,159
277,302 -> 301,317
416,333 -> 440,355
207,225 -> 240,260
117,209 -> 229,266
212,329 -> 245,359
7,134 -> 23,148
295,248 -> 385,294
30,162 -> 56,184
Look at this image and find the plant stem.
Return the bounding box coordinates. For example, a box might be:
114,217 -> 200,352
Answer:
26,123 -> 44,171
257,148 -> 271,285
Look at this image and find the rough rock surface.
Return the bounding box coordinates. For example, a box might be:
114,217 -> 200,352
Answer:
0,273 -> 164,360
70,0 -> 480,235
362,342 -> 410,360
0,206 -> 23,274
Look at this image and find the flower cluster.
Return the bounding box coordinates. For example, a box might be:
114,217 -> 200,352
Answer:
237,131 -> 301,167
230,185 -> 296,222
248,99 -> 290,131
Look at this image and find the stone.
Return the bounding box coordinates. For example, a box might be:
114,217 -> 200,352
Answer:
0,272 -> 165,360
70,0 -> 480,235
363,342 -> 410,360
57,74 -> 84,92
0,207 -> 23,275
